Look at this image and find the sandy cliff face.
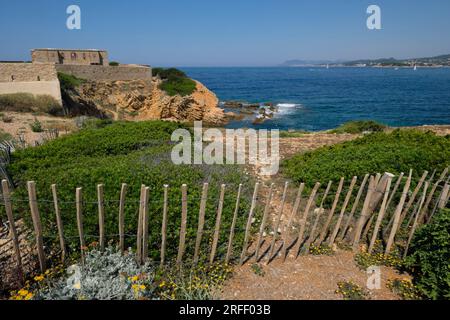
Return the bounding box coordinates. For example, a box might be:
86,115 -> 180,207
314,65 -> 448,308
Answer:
62,78 -> 226,125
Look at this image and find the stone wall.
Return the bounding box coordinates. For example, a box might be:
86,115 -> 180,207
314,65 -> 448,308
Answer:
32,49 -> 109,66
0,63 -> 58,82
55,64 -> 152,81
0,81 -> 62,105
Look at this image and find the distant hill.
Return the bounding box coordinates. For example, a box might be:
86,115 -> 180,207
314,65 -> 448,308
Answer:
341,54 -> 450,67
280,54 -> 450,67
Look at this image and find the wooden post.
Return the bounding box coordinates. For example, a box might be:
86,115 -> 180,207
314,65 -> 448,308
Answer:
403,182 -> 429,259
118,183 -> 127,254
210,184 -> 226,264
176,184 -> 188,265
328,177 -> 357,246
368,176 -> 393,254
267,182 -> 289,262
2,180 -> 23,281
339,174 -> 369,241
304,181 -> 332,253
437,184 -> 449,210
136,185 -> 145,264
254,183 -> 274,262
281,183 -> 305,260
160,185 -> 168,267
225,184 -> 242,264
418,167 -> 448,224
97,184 -> 105,251
193,183 -> 209,265
27,181 -> 46,272
317,177 -> 344,246
295,182 -> 321,256
51,184 -> 66,262
385,170 -> 412,254
385,172 -> 404,210
352,176 -> 375,250
239,182 -> 260,265
75,187 -> 85,262
399,171 -> 428,226
141,187 -> 150,262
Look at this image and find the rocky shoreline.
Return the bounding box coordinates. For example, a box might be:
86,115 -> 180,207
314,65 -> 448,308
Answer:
222,100 -> 280,124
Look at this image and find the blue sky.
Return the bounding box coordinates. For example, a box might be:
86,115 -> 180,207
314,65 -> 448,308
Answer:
1,0 -> 449,66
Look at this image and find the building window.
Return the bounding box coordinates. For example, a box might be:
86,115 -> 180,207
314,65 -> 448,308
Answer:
37,76 -> 41,81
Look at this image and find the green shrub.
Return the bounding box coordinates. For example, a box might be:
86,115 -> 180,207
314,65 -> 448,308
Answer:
0,128 -> 12,141
153,68 -> 196,97
282,130 -> 450,187
57,72 -> 86,91
330,120 -> 386,134
30,118 -> 43,132
159,77 -> 196,97
0,93 -> 61,114
6,121 -> 251,265
405,209 -> 450,300
109,61 -> 120,66
152,68 -> 187,79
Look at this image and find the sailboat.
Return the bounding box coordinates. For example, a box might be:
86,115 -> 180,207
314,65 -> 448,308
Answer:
414,64 -> 417,71
326,64 -> 329,69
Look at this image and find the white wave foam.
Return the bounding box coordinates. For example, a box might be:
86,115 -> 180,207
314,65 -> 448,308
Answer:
276,103 -> 302,108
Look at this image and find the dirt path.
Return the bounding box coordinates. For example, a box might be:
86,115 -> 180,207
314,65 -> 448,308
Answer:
221,250 -> 403,300
220,126 -> 450,300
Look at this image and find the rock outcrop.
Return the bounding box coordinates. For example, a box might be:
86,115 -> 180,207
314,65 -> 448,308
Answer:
62,78 -> 226,125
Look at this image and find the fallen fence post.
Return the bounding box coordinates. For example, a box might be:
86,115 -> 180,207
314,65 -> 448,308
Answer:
51,184 -> 66,263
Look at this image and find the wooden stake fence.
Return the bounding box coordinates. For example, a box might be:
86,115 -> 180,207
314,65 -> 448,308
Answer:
2,167 -> 447,280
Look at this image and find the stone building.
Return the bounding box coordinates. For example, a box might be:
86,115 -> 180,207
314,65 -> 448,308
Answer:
31,49 -> 109,66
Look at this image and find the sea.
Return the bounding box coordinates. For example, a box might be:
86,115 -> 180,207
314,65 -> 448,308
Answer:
181,67 -> 450,131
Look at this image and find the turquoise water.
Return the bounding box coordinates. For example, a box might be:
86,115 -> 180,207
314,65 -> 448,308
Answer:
181,67 -> 450,131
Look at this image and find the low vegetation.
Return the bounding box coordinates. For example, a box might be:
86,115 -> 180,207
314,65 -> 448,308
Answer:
6,120 -> 251,265
330,120 -> 386,134
153,67 -> 196,97
57,72 -> 86,91
0,93 -> 62,115
405,209 -> 450,300
283,129 -> 450,187
336,280 -> 367,300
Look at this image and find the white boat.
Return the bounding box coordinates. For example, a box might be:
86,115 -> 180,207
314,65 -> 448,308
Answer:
414,65 -> 417,71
